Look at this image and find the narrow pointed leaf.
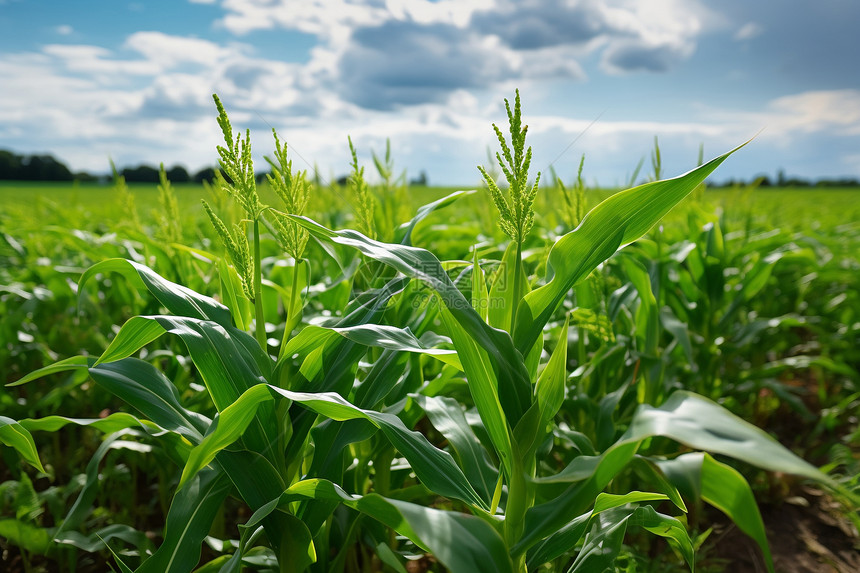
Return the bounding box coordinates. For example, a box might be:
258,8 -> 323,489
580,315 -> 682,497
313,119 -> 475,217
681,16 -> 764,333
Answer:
179,384 -> 486,510
254,479 -> 513,573
656,452 -> 774,573
329,324 -> 462,370
0,416 -> 45,473
290,215 -> 531,427
79,258 -> 232,328
514,144 -> 745,354
137,469 -> 232,573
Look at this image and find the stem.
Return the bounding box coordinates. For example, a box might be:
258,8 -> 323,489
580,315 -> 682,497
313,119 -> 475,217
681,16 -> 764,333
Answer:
510,240 -> 523,335
253,219 -> 267,352
505,453 -> 532,572
279,260 -> 301,360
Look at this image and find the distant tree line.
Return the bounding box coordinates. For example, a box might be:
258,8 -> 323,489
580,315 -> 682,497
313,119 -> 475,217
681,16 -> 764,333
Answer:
0,149 -> 221,184
711,169 -> 860,189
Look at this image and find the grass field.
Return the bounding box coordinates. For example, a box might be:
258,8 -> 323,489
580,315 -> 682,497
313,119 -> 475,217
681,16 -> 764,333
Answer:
1,113 -> 858,573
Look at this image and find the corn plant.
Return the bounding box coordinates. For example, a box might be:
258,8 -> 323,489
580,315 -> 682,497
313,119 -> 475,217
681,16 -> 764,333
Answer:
3,92 -> 853,573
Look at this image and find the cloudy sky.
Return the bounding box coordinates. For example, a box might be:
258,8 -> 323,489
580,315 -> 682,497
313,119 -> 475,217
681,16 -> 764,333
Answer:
1,0 -> 859,186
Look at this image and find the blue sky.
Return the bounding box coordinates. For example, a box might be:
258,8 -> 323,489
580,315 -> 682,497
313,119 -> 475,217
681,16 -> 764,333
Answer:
1,0 -> 859,186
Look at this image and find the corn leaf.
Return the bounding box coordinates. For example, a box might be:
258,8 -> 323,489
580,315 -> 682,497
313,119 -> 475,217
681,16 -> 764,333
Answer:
137,468 -> 232,573
0,416 -> 45,473
513,144 -> 746,355
414,394 -> 499,504
248,479 -> 513,573
656,452 -> 775,573
79,258 -> 232,328
290,216 -> 532,427
328,324 -> 462,370
178,384 -> 486,510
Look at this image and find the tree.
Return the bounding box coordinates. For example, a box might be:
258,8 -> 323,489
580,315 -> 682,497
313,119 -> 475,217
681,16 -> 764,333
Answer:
121,164 -> 160,183
20,154 -> 73,181
0,149 -> 22,180
166,165 -> 190,183
193,167 -> 217,184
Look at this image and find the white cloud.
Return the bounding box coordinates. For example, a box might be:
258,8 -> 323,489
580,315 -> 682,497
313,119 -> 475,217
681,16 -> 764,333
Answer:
123,31 -> 237,69
734,22 -> 763,41
705,90 -> 860,140
55,25 -> 74,36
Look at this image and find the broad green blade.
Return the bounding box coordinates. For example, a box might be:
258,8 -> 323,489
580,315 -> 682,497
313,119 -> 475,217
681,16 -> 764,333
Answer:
414,395 -> 499,504
513,144 -> 745,355
328,324 -> 462,370
6,355 -> 91,387
519,389 -> 834,555
535,315 -> 569,428
621,391 -> 830,484
21,413 -> 158,437
471,249 -> 490,322
137,468 -> 232,573
488,241 -> 529,331
56,433 -> 128,536
214,449 -> 293,566
218,258 -> 251,331
527,491 -> 671,567
92,315 -> 278,460
438,302 -> 514,479
178,384 -> 486,510
0,416 -> 45,473
253,479 -> 513,573
397,190 -> 475,245
290,215 -> 532,427
96,316 -> 166,366
569,505 -> 693,573
0,519 -> 52,554
79,258 -> 233,328
53,523 -> 152,554
88,358 -> 208,442
656,452 -> 774,573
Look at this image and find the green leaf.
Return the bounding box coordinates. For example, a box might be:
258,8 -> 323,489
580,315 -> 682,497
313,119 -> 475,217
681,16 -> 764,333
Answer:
57,433 -> 130,536
6,355 -> 92,387
569,505 -> 693,573
622,391 -> 831,484
54,523 -> 153,554
97,316 -> 167,366
414,394 -> 499,504
526,491 -> 673,567
138,469 -> 232,573
21,412 -> 159,436
218,258 -> 252,331
0,519 -> 52,554
179,384 -> 486,510
396,190 -> 475,246
488,241 -> 529,331
656,452 -> 774,573
0,416 -> 45,473
92,315 -> 278,462
513,143 -> 746,355
438,302 -> 515,479
87,358 -> 208,442
535,315 -> 569,429
290,216 -> 532,427
519,389 -> 834,556
79,258 -> 233,328
328,324 -> 462,370
256,479 -> 513,573
471,249 -> 490,322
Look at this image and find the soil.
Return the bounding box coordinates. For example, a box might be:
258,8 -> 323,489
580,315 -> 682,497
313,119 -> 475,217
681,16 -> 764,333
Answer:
708,486 -> 860,573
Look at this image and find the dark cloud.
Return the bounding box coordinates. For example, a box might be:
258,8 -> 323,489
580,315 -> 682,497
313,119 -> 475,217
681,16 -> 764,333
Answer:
602,41 -> 689,73
471,0 -> 606,50
338,20 -> 513,110
223,63 -> 269,90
